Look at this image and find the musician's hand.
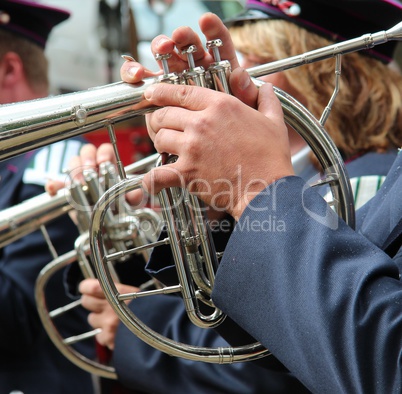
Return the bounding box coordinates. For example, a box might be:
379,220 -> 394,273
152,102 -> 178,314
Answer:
153,13 -> 258,108
45,143 -> 115,196
79,278 -> 139,350
120,13 -> 259,109
120,13 -> 236,83
70,143 -> 117,185
120,59 -> 162,84
48,143 -> 146,207
45,179 -> 64,197
142,82 -> 293,220
149,13 -> 238,72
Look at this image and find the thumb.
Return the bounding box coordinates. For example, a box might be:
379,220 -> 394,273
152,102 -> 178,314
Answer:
45,179 -> 65,196
120,60 -> 162,83
229,68 -> 259,108
79,278 -> 105,298
257,83 -> 284,122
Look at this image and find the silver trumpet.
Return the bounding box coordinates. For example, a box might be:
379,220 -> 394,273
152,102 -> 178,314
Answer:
1,21 -> 401,366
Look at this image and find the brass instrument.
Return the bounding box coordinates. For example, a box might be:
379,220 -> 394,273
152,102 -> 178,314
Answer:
89,90 -> 351,363
0,154 -> 160,379
0,21 -> 401,366
33,154 -> 161,379
0,154 -> 159,248
89,23 -> 402,363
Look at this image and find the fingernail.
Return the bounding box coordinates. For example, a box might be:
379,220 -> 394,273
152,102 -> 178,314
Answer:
83,159 -> 95,166
239,69 -> 251,90
144,85 -> 156,100
98,155 -> 111,164
46,184 -> 55,194
127,66 -> 140,79
121,54 -> 136,62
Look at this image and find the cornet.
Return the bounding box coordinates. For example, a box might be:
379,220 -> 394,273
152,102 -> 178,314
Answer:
1,21 -> 401,368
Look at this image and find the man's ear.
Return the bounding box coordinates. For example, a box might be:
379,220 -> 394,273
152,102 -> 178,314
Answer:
0,51 -> 24,89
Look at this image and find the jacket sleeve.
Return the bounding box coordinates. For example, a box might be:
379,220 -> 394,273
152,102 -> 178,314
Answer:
0,181 -> 84,353
212,174 -> 402,394
0,139 -> 88,354
113,294 -> 310,394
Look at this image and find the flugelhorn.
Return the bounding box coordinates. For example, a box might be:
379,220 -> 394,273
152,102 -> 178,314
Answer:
0,152 -> 159,378
88,23 -> 402,363
1,21 -> 401,365
32,154 -> 161,378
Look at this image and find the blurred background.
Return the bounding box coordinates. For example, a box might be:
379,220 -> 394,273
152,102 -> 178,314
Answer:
39,0 -> 243,164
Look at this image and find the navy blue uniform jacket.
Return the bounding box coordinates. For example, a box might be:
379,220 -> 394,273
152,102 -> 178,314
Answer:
213,151 -> 402,393
0,142 -> 95,394
113,151 -> 398,393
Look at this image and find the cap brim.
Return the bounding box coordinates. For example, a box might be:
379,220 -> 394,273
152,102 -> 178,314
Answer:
4,0 -> 70,23
224,9 -> 274,27
0,0 -> 70,47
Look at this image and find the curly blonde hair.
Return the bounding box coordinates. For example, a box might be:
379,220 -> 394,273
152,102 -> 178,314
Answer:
230,20 -> 402,159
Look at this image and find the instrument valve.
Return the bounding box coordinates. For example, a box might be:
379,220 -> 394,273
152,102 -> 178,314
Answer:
206,39 -> 231,94
182,45 -> 197,70
206,39 -> 223,63
181,45 -> 207,87
155,53 -> 180,84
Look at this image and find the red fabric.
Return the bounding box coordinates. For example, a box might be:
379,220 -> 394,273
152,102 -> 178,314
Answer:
95,342 -> 134,394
